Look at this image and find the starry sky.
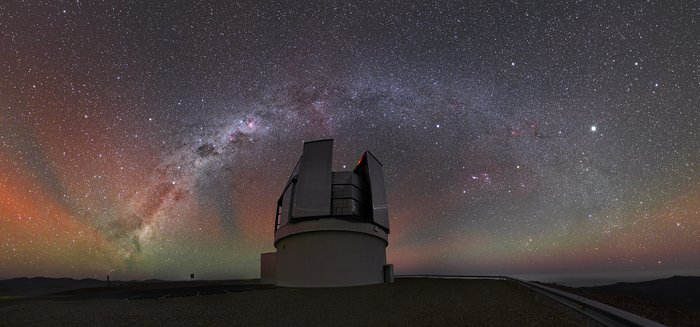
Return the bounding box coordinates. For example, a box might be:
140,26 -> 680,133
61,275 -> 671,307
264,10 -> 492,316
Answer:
1,1 -> 699,281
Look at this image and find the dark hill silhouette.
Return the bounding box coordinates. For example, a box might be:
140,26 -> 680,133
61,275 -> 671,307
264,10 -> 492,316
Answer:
0,277 -> 262,299
0,277 -> 105,296
583,275 -> 700,311
545,275 -> 700,327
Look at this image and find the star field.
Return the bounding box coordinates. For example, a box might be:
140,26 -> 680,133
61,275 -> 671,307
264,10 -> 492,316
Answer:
1,1 -> 699,280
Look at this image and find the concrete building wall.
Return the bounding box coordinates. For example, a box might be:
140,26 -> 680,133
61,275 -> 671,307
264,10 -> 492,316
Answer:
260,252 -> 276,284
275,230 -> 387,287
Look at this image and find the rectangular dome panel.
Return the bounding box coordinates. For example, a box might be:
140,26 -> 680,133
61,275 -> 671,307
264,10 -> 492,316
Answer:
277,157 -> 302,229
366,151 -> 389,231
331,171 -> 353,184
292,139 -> 333,219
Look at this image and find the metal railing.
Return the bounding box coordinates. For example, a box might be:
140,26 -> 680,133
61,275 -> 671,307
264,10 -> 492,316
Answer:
398,275 -> 666,327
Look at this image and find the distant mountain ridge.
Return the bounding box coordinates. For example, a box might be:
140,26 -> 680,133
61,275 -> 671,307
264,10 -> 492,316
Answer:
581,275 -> 700,311
0,277 -> 107,296
0,277 -> 253,298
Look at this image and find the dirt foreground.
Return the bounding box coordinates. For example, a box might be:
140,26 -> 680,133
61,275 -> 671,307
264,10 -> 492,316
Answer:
1,278 -> 587,326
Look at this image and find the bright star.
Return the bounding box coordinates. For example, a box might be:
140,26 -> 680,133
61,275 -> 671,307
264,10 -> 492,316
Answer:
590,125 -> 597,132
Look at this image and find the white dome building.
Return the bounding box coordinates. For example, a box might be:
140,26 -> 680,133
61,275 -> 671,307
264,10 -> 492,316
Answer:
260,139 -> 393,287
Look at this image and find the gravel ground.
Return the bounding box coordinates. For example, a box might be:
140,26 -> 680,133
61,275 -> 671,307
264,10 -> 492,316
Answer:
0,278 -> 587,326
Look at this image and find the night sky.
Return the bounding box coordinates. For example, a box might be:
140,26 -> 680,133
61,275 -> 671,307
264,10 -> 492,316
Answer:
1,1 -> 699,280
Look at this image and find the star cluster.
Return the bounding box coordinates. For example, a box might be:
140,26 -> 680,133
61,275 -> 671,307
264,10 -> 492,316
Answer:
1,1 -> 698,280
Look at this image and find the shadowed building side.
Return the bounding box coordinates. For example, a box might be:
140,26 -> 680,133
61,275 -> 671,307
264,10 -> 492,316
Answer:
261,139 -> 392,287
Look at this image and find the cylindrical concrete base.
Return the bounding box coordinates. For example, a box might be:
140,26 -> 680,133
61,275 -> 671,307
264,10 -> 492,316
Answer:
275,229 -> 387,287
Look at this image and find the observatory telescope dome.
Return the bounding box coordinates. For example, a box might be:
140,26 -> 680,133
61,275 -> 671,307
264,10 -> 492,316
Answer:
260,139 -> 393,287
